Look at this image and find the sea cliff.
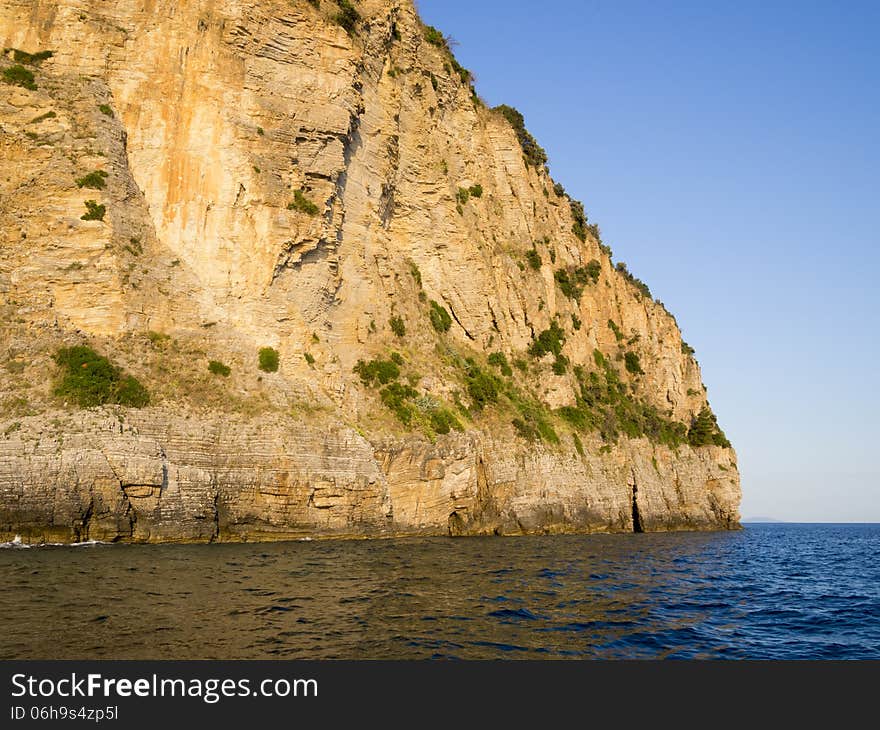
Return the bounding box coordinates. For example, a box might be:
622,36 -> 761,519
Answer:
0,0 -> 740,543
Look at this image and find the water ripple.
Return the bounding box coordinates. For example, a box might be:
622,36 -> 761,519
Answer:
0,524 -> 878,659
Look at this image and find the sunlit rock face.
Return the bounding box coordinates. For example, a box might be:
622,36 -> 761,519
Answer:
0,0 -> 739,543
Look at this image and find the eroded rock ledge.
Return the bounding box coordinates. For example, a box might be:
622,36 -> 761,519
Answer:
0,409 -> 739,544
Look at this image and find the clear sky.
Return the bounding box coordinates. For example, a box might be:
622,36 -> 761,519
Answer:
418,0 -> 880,521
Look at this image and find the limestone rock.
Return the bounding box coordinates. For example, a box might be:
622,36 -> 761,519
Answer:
0,0 -> 739,543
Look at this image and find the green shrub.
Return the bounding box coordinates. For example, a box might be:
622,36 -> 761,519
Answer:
98,104 -> 113,117
429,300 -> 452,333
430,407 -> 463,435
513,357 -> 528,372
555,262 -> 600,301
567,355 -> 688,446
380,382 -> 417,425
512,418 -> 539,441
29,110 -> 57,124
9,49 -> 53,64
557,405 -> 593,431
389,315 -> 406,337
53,345 -> 149,408
449,57 -> 471,84
80,200 -> 106,221
75,170 -> 108,190
571,314 -> 582,330
390,351 -> 404,365
624,351 -> 644,375
354,358 -> 399,386
681,341 -> 696,356
492,105 -> 547,168
456,187 -> 470,205
608,319 -> 623,342
536,419 -> 559,444
553,182 -> 565,197
615,262 -> 652,299
258,347 -> 279,373
408,260 -> 422,287
424,25 -> 445,46
208,360 -> 231,377
572,432 -> 585,456
468,184 -> 483,198
487,351 -> 513,377
529,321 -> 566,359
2,65 -> 36,90
552,354 -> 569,375
569,200 -> 589,242
304,352 -> 315,365
147,331 -> 170,346
688,406 -> 731,448
525,249 -> 542,270
288,189 -> 320,215
464,360 -> 499,409
334,0 -> 360,34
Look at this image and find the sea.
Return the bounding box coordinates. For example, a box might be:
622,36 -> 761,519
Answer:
1,523 -> 877,659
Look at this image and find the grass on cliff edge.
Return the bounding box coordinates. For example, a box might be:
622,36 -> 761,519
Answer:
53,345 -> 149,408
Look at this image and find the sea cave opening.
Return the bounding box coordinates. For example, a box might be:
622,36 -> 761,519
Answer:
632,484 -> 643,534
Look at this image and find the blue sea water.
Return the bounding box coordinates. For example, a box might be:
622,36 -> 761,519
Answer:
0,523 -> 877,659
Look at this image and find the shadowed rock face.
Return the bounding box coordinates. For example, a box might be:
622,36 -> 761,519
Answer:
0,1 -> 739,543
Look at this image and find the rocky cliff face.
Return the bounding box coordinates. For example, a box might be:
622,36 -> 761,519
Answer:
0,0 -> 740,543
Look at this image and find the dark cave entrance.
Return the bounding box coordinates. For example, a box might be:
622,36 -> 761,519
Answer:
631,484 -> 643,533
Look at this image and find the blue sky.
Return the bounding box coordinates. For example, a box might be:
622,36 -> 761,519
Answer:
418,0 -> 880,521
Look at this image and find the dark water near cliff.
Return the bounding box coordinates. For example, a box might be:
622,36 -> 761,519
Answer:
1,524 -> 878,659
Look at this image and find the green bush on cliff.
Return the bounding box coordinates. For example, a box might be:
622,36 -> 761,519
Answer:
525,248 -> 542,270
424,25 -> 445,47
615,262 -> 652,300
288,189 -> 320,216
53,345 -> 149,408
688,406 -> 731,448
429,300 -> 452,333
429,407 -> 463,435
379,382 -> 418,425
570,199 -> 588,241
492,104 -> 547,168
353,357 -> 399,386
334,0 -> 360,35
463,359 -> 499,410
80,200 -> 106,221
554,262 -> 600,302
529,321 -> 566,359
208,360 -> 231,377
75,170 -> 108,190
389,315 -> 406,337
487,351 -> 512,377
258,347 -> 280,373
7,48 -> 54,64
2,65 -> 36,90
624,351 -> 644,375
551,356 -> 689,447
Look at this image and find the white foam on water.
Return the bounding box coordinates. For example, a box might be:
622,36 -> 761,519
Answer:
0,536 -> 110,549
